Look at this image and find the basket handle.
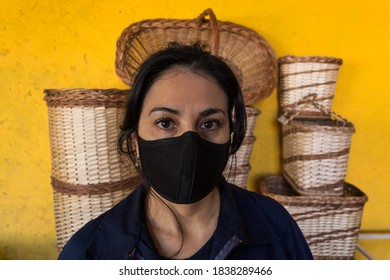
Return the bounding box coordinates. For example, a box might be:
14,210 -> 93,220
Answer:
278,93 -> 352,125
195,8 -> 220,55
278,93 -> 317,124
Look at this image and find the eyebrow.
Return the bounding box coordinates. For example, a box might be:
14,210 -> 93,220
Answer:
149,107 -> 226,117
149,107 -> 180,116
200,108 -> 226,117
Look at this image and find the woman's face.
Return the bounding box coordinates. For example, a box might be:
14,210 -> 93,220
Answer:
137,67 -> 230,144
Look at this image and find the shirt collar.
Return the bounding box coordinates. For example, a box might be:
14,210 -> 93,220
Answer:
85,180 -> 280,259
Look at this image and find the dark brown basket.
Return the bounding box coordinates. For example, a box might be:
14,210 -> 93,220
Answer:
115,8 -> 278,105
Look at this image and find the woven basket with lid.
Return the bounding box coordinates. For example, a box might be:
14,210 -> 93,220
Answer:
278,94 -> 355,196
280,116 -> 355,196
115,8 -> 278,105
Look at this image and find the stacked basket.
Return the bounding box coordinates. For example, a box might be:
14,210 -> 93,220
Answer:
259,56 -> 368,259
223,106 -> 260,188
45,9 -> 277,250
44,89 -> 139,251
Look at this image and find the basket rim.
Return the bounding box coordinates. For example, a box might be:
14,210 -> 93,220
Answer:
284,117 -> 355,132
51,176 -> 138,196
259,175 -> 368,205
44,88 -> 129,94
278,55 -> 343,65
115,8 -> 278,105
44,88 -> 129,108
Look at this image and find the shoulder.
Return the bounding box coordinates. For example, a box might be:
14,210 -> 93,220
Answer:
222,182 -> 313,259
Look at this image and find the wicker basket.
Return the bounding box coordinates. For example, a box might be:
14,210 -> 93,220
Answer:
115,8 -> 278,105
223,106 -> 260,188
278,56 -> 343,117
226,136 -> 256,167
245,106 -> 261,137
280,115 -> 355,196
224,165 -> 251,189
259,176 -> 368,260
51,177 -> 138,250
44,88 -> 139,251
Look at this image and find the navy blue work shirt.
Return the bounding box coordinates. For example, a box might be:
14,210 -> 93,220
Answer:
58,179 -> 313,260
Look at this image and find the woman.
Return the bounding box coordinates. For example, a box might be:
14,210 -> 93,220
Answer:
58,42 -> 313,260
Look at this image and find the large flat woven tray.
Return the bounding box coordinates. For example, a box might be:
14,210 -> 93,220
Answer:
115,9 -> 278,105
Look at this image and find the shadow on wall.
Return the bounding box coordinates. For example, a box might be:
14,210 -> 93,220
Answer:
0,239 -> 58,260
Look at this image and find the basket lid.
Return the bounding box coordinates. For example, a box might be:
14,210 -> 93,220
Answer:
115,9 -> 278,105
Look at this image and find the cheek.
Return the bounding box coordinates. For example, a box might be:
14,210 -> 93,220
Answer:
205,126 -> 230,144
220,126 -> 231,143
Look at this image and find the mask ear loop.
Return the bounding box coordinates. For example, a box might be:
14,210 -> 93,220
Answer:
131,130 -> 142,169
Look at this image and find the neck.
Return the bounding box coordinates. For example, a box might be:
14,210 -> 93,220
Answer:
145,187 -> 221,259
147,187 -> 220,227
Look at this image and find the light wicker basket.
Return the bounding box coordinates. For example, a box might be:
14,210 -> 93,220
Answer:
245,106 -> 261,137
44,88 -> 139,251
115,8 -> 278,105
280,115 -> 355,196
224,165 -> 251,189
259,176 -> 368,260
226,136 -> 256,167
278,55 -> 343,117
223,106 -> 260,188
51,177 -> 138,250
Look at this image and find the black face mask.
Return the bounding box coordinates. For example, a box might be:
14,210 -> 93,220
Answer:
137,131 -> 230,204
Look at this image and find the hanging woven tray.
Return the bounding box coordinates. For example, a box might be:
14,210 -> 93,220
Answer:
115,8 -> 278,105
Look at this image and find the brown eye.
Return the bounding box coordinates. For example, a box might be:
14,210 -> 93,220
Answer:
156,118 -> 175,129
200,119 -> 220,130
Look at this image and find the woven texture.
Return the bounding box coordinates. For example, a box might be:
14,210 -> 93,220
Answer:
52,177 -> 138,249
281,117 -> 355,196
259,176 -> 368,259
278,55 -> 343,117
115,9 -> 278,105
224,106 -> 260,188
44,88 -> 139,251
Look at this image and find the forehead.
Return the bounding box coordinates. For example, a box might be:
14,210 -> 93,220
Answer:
142,68 -> 228,111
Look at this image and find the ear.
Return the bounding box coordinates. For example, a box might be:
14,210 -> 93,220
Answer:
131,132 -> 139,158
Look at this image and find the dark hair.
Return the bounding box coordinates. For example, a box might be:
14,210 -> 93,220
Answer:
118,42 -> 247,165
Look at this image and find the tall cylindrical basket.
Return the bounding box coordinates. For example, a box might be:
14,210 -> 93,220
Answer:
44,88 -> 139,251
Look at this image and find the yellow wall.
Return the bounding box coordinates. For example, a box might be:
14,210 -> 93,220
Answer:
1,0 -> 389,259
